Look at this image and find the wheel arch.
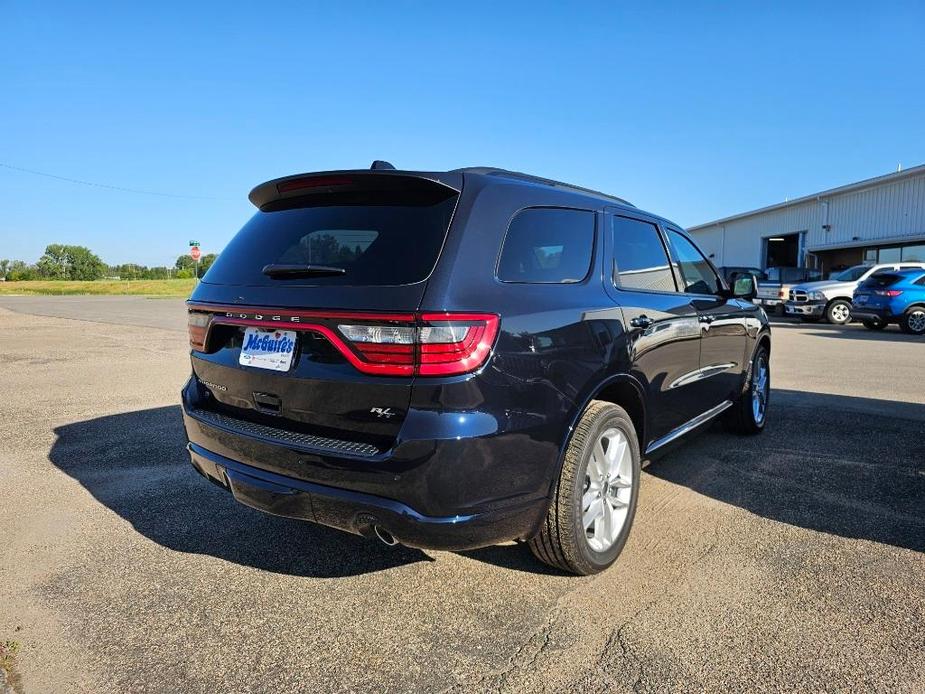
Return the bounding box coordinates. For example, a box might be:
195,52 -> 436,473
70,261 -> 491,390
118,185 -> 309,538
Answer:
555,374 -> 648,478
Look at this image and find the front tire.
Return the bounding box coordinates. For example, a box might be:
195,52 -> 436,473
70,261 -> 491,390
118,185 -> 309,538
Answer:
528,401 -> 640,576
826,299 -> 852,325
899,307 -> 925,335
724,343 -> 770,434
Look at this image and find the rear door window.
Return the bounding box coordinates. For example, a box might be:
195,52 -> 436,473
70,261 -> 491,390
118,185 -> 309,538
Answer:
611,216 -> 676,292
497,208 -> 594,283
203,188 -> 458,287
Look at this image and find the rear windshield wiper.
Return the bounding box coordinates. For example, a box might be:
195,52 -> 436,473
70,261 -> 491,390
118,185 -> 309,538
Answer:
262,263 -> 347,278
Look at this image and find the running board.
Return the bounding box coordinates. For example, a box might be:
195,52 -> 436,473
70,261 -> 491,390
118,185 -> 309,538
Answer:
645,400 -> 733,455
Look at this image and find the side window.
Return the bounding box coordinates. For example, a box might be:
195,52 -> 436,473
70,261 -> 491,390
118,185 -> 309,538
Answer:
611,216 -> 677,292
666,229 -> 721,295
497,208 -> 594,283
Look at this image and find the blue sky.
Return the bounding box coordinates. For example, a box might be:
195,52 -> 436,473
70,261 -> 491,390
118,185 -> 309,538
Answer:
2,2 -> 924,267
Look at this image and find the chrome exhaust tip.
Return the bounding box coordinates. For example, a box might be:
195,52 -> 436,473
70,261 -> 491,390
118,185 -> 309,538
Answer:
373,525 -> 398,547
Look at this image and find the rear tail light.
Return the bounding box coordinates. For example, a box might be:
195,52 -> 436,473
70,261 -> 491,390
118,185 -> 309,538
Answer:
874,289 -> 903,297
337,313 -> 499,376
188,311 -> 212,350
778,290 -> 785,298
416,313 -> 498,376
187,305 -> 499,377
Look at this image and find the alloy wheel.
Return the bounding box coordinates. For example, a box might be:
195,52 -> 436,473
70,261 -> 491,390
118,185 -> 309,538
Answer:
831,303 -> 850,324
909,309 -> 925,334
752,355 -> 769,425
582,428 -> 633,552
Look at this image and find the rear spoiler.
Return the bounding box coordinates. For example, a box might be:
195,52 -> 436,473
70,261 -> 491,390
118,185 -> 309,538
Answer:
248,170 -> 462,210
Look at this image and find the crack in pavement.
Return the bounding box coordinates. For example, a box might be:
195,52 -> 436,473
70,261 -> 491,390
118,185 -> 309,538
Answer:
591,520 -> 722,693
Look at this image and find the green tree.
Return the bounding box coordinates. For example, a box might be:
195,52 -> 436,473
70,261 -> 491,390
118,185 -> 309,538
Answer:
7,260 -> 38,281
36,244 -> 106,281
0,259 -> 10,279
175,254 -> 196,271
176,252 -> 217,277
199,253 -> 218,275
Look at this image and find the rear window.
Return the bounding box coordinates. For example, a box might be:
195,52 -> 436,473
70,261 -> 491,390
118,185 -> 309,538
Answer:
497,208 -> 594,283
203,188 -> 458,287
861,273 -> 901,288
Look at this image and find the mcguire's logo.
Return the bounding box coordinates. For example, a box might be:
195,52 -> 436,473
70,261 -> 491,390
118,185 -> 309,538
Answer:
226,312 -> 302,323
244,332 -> 295,354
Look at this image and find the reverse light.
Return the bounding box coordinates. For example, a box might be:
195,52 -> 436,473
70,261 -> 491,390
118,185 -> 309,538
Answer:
338,325 -> 416,344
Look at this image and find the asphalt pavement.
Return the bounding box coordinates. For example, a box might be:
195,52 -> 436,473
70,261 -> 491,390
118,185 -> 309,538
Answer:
0,297 -> 922,693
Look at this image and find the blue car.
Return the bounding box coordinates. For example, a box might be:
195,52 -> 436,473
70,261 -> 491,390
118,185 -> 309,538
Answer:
852,269 -> 925,335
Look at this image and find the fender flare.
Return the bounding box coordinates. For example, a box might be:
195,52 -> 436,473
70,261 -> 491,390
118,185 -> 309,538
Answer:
545,372 -> 648,499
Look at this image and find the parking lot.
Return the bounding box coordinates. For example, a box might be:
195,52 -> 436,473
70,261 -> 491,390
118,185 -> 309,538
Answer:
0,297 -> 922,693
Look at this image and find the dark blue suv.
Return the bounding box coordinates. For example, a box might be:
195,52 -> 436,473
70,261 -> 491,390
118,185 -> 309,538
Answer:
182,164 -> 771,574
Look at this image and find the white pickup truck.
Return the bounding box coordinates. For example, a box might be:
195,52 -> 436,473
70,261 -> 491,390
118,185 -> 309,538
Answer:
784,262 -> 925,325
755,267 -> 822,314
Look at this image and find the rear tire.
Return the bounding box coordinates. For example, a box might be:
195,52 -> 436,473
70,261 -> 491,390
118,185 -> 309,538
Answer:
724,344 -> 770,435
826,299 -> 852,325
899,307 -> 925,335
862,318 -> 887,331
528,401 -> 640,576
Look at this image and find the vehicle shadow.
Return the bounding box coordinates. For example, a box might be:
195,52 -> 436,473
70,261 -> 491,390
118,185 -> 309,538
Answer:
648,388 -> 925,553
49,390 -> 924,579
48,406 -> 434,578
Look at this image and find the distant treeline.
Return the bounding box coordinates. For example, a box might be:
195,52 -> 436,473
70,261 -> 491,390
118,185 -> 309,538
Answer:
1,244 -> 217,281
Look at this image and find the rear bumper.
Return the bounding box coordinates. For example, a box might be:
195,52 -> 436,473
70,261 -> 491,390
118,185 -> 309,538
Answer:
850,304 -> 893,322
756,297 -> 782,307
188,442 -> 544,550
181,378 -> 552,550
784,300 -> 825,316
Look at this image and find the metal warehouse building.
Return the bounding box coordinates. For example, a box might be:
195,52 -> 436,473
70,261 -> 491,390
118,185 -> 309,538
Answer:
689,164 -> 925,277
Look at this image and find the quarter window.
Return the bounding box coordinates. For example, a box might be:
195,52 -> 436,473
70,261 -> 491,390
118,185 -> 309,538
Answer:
497,208 -> 594,283
611,217 -> 676,292
666,229 -> 721,295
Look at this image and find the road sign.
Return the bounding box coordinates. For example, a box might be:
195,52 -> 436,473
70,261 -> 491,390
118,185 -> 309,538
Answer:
189,240 -> 200,247
190,246 -> 202,261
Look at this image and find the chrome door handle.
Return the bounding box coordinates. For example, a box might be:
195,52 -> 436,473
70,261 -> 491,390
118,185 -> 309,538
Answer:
630,315 -> 653,329
698,315 -> 715,324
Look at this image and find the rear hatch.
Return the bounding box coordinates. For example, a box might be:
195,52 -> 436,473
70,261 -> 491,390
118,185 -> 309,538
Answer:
186,172 -> 461,452
854,272 -> 902,307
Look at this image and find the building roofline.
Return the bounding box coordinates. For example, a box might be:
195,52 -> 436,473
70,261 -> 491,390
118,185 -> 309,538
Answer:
689,163 -> 925,231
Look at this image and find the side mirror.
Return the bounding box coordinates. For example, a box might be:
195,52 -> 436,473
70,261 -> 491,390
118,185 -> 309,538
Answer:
732,274 -> 758,300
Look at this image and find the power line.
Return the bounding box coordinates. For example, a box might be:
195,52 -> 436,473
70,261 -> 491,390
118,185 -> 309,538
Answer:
0,162 -> 235,201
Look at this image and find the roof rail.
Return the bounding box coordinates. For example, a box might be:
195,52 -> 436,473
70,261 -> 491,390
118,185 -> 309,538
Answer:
453,167 -> 634,207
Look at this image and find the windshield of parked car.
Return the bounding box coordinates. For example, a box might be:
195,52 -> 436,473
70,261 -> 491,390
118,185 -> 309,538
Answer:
834,265 -> 870,282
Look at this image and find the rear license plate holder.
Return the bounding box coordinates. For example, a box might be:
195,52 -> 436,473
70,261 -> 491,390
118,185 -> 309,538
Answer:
239,327 -> 297,372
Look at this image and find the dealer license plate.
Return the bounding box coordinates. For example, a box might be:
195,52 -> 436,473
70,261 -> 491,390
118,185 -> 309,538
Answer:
239,328 -> 297,371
